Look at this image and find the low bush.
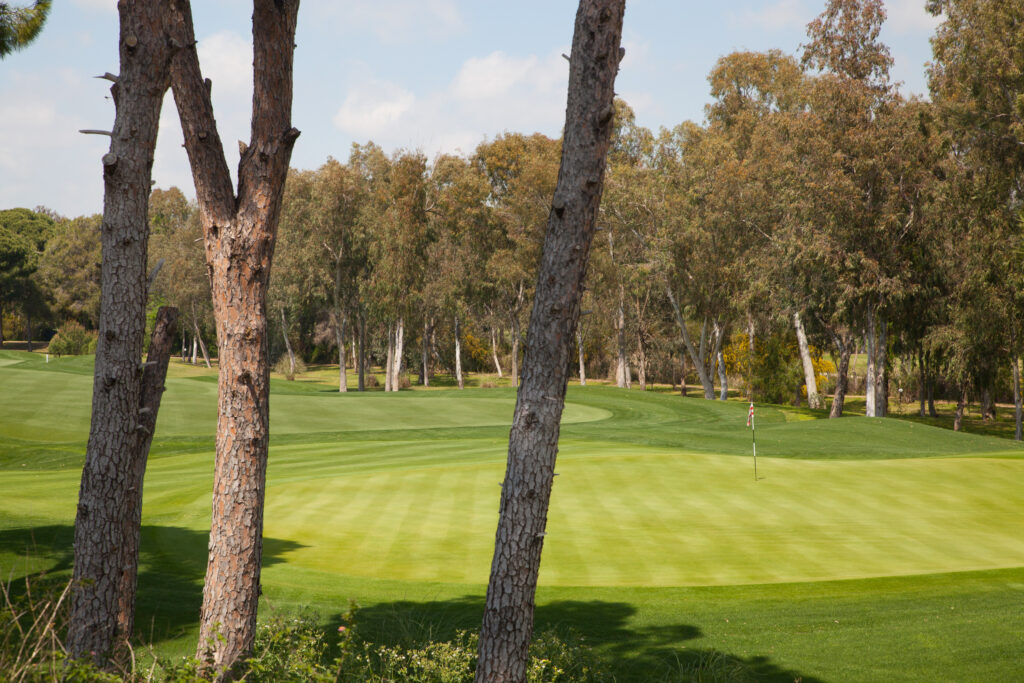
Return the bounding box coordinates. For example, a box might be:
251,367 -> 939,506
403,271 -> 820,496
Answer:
47,320 -> 96,356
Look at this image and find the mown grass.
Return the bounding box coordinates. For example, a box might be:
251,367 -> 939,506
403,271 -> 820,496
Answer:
1,350 -> 1023,681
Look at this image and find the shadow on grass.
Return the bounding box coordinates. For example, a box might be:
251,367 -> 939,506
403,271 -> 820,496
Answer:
338,596 -> 821,682
0,524 -> 306,646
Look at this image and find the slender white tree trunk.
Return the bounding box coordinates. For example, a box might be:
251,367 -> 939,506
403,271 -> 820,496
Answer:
392,317 -> 404,391
422,318 -> 431,387
615,287 -> 630,388
336,311 -> 348,392
490,326 -> 503,378
577,328 -> 586,386
1014,355 -> 1022,441
280,308 -> 296,379
865,310 -> 877,417
191,335 -> 198,365
877,312 -> 888,417
713,320 -> 727,400
385,323 -> 393,393
454,314 -> 464,390
793,312 -> 821,409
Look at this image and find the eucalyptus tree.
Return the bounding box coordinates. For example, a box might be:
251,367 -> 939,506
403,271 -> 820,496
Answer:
0,207 -> 52,345
476,132 -> 561,385
475,3 -> 624,678
35,214 -> 102,330
424,153 -> 494,388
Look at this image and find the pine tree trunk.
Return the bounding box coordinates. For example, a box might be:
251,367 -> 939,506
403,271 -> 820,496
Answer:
576,328 -> 586,386
491,326 -> 504,378
830,333 -> 852,419
115,307 -> 178,645
475,2 -> 623,678
954,385 -> 968,431
167,0 -> 300,674
280,308 -> 296,380
865,310 -> 877,417
454,314 -> 464,390
68,3 -> 173,666
793,312 -> 821,409
336,310 -> 348,392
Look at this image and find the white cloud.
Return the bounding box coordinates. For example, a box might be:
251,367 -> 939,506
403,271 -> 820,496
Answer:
884,0 -> 941,34
70,0 -> 115,13
729,0 -> 808,32
333,80 -> 416,138
308,0 -> 465,44
329,49 -> 569,159
198,31 -> 253,98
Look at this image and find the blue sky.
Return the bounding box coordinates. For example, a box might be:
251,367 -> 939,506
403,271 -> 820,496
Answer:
0,1 -> 940,218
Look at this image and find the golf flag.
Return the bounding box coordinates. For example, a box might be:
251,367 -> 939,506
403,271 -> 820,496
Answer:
747,402 -> 754,428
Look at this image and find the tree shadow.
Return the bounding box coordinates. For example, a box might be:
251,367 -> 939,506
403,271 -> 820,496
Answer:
0,523 -> 305,645
336,596 -> 822,682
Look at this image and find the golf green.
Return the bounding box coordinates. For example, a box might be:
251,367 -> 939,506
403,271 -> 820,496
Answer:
2,349 -> 1023,680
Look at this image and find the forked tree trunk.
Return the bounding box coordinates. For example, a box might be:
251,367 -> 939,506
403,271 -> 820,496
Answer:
167,0 -> 300,675
954,384 -> 968,431
475,3 -> 623,679
665,287 -> 714,399
454,314 -> 464,390
115,307 -> 178,643
830,332 -> 853,418
68,3 -> 173,667
491,326 -> 503,378
794,312 -> 821,409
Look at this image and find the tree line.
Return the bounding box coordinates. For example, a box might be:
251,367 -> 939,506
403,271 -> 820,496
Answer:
5,1 -> 1021,430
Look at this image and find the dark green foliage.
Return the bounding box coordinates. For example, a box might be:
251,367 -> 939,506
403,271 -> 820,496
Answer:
0,1 -> 50,57
47,320 -> 96,356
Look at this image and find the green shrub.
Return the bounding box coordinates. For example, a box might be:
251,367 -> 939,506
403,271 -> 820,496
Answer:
47,320 -> 96,356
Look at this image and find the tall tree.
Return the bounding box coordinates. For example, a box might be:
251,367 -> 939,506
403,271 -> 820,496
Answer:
165,0 -> 300,674
475,1 -> 624,679
66,2 -> 175,667
0,0 -> 49,57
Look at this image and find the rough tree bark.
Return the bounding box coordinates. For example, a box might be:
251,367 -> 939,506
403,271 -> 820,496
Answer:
166,0 -> 300,675
793,311 -> 821,409
475,2 -> 624,679
68,3 -> 174,666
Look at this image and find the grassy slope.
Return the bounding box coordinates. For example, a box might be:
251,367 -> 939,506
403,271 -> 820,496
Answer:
1,350 -> 1023,681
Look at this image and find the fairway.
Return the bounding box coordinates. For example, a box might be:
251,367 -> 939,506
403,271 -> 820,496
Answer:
2,349 -> 1023,681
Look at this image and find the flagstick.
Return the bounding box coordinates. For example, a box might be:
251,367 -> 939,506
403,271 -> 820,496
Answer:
751,411 -> 757,481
